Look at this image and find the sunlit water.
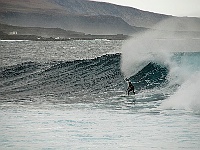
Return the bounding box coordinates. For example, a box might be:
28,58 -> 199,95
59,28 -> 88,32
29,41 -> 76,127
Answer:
0,40 -> 121,66
0,40 -> 200,150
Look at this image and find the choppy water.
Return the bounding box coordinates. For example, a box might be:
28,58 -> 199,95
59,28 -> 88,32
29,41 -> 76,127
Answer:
0,40 -> 121,66
0,40 -> 200,150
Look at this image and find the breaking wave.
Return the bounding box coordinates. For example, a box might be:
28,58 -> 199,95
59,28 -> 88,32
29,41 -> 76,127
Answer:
0,53 -> 167,99
0,52 -> 200,113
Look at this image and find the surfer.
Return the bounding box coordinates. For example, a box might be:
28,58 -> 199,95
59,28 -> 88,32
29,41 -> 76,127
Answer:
126,79 -> 135,95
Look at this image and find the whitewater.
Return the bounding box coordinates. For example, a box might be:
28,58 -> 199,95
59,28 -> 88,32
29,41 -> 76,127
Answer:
0,38 -> 200,149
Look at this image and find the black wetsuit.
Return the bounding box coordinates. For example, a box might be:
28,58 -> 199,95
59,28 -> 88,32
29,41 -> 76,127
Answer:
127,82 -> 135,95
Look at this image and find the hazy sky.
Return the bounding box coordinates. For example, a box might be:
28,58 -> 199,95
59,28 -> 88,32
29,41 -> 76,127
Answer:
92,0 -> 200,17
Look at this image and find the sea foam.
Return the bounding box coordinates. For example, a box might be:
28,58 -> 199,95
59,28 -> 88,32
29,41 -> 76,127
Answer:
121,18 -> 200,112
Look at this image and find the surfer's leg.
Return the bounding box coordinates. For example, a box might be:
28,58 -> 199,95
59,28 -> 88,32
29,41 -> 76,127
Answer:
133,91 -> 135,95
128,89 -> 131,95
132,89 -> 135,95
132,87 -> 135,95
127,88 -> 130,95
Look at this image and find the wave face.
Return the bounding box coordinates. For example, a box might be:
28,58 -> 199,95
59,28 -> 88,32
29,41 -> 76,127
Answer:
1,52 -> 200,110
129,62 -> 169,91
0,54 -> 124,103
0,53 -> 169,102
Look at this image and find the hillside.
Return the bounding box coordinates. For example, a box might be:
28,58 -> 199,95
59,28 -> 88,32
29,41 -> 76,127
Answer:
0,0 -> 200,35
0,12 -> 146,35
0,23 -> 85,37
0,23 -> 130,40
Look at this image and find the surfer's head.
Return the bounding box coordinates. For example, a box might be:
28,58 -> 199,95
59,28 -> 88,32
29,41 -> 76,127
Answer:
125,78 -> 130,82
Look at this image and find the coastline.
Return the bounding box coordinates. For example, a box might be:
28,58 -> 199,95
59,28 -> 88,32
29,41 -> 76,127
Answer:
0,34 -> 129,41
0,23 -> 130,41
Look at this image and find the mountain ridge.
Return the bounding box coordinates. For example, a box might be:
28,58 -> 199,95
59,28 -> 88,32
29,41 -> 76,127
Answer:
0,0 -> 200,35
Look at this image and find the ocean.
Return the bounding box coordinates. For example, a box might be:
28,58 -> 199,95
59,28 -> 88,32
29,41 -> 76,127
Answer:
0,39 -> 200,149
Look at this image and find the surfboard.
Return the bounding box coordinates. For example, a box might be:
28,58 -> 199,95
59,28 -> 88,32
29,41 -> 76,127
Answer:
119,94 -> 136,103
120,94 -> 135,97
120,91 -> 136,96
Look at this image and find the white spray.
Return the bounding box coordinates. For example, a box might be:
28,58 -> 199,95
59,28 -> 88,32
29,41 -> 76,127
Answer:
121,18 -> 200,112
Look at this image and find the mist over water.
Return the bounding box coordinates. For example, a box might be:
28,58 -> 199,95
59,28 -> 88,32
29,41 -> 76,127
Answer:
121,32 -> 200,78
121,19 -> 200,113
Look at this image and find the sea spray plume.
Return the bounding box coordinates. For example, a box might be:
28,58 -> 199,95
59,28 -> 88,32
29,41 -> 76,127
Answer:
161,73 -> 200,113
160,52 -> 200,113
121,33 -> 200,78
121,17 -> 200,78
121,18 -> 200,112
121,30 -> 172,78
